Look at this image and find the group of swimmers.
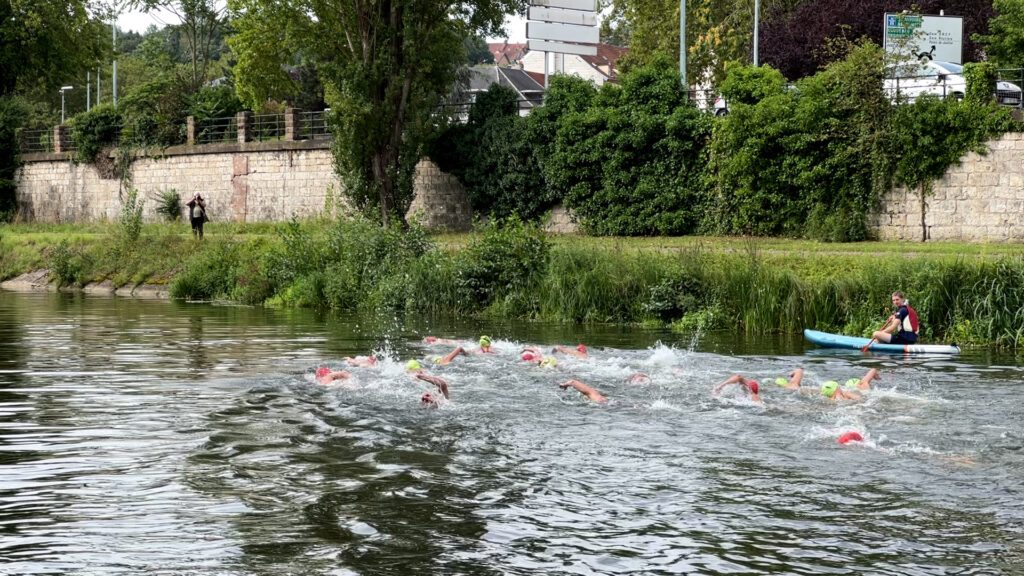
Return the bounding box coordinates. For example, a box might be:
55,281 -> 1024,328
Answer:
312,335 -> 603,408
712,367 -> 881,404
313,336 -> 883,425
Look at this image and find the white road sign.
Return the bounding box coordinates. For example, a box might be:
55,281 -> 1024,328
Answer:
527,39 -> 598,56
883,13 -> 963,64
529,0 -> 597,12
528,6 -> 597,26
527,21 -> 599,44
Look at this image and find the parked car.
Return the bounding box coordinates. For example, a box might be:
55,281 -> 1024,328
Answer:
885,60 -> 1023,105
713,96 -> 728,116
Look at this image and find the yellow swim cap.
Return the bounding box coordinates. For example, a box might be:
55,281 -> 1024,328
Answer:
406,359 -> 422,371
541,356 -> 557,368
775,377 -> 789,387
821,380 -> 839,398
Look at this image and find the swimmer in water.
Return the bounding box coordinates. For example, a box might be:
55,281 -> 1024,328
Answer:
819,379 -> 863,401
775,368 -> 879,399
521,347 -> 543,363
553,344 -> 588,359
415,373 -> 450,408
474,335 -> 495,354
424,336 -> 459,345
344,355 -> 378,368
315,366 -> 352,385
712,375 -> 763,404
559,379 -> 608,404
430,346 -> 467,366
627,372 -> 650,384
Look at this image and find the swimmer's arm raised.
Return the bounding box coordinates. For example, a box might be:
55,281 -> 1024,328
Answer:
559,379 -> 607,404
415,373 -> 450,399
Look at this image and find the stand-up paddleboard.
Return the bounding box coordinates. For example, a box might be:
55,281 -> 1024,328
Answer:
804,329 -> 960,354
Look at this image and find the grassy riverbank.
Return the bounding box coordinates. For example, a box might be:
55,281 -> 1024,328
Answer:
3,219 -> 1024,348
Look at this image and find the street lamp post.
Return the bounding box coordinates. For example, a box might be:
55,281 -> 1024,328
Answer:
60,86 -> 74,124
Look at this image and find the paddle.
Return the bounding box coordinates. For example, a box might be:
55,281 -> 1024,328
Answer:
861,316 -> 892,352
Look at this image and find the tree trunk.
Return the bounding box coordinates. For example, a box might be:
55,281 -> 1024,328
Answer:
919,182 -> 928,242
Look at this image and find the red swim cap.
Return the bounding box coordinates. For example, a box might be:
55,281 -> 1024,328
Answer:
522,351 -> 538,362
576,344 -> 588,353
316,367 -> 330,378
744,379 -> 759,394
837,431 -> 864,445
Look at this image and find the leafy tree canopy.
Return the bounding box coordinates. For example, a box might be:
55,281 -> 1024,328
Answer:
975,0 -> 1024,68
228,0 -> 523,223
0,0 -> 110,95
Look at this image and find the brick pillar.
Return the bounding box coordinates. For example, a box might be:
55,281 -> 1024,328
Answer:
187,116 -> 196,145
237,111 -> 253,143
53,125 -> 70,154
284,107 -> 301,141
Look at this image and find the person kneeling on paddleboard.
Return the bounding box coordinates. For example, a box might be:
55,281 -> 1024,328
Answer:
872,291 -> 919,344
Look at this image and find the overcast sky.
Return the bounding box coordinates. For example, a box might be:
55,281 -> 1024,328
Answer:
117,9 -> 529,42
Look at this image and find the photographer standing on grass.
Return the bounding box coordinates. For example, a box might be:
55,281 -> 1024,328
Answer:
186,193 -> 209,239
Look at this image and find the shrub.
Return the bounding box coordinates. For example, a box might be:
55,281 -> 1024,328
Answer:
117,188 -> 144,249
457,217 -> 549,311
718,62 -> 787,105
546,59 -> 713,235
708,42 -> 890,240
155,190 -> 182,221
170,240 -> 243,299
119,78 -> 191,147
188,85 -> 244,123
48,240 -> 92,286
963,62 -> 998,105
427,85 -> 548,220
70,104 -> 122,164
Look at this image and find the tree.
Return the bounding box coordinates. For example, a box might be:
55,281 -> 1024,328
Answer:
125,0 -> 227,89
229,0 -> 522,224
465,35 -> 494,65
760,0 -> 995,80
614,0 -> 802,86
975,0 -> 1024,68
0,0 -> 110,217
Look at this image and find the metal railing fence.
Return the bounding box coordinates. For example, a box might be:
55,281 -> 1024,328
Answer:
299,110 -> 331,140
195,116 -> 238,145
251,113 -> 285,141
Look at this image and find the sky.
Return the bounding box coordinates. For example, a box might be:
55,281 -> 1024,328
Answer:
118,9 -> 529,42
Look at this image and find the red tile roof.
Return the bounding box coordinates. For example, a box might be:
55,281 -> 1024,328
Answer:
488,42 -> 527,65
580,44 -> 629,80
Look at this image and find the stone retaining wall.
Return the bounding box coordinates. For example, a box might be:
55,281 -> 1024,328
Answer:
15,141 -> 343,223
404,159 -> 473,231
870,132 -> 1024,242
16,132 -> 1024,240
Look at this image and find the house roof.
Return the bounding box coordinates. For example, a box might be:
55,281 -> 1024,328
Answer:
466,65 -> 546,107
525,70 -> 546,87
580,44 -> 629,81
488,42 -> 527,65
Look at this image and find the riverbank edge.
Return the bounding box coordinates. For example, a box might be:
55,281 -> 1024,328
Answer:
1,270 -> 170,299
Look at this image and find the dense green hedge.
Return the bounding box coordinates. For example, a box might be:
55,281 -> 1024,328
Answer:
70,104 -> 122,164
428,43 -> 1015,240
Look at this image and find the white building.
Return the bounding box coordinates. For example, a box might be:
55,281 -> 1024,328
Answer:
519,44 -> 628,87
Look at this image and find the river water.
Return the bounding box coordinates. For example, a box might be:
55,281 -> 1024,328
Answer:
0,291 -> 1022,575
